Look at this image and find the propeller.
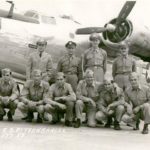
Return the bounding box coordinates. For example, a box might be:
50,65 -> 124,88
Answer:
76,1 -> 136,35
115,1 -> 136,30
76,27 -> 107,34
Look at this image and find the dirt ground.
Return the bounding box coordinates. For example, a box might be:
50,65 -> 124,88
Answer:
0,111 -> 150,150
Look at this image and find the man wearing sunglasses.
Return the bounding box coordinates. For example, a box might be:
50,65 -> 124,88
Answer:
26,39 -> 53,80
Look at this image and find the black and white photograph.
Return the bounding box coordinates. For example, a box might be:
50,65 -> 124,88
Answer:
0,0 -> 150,149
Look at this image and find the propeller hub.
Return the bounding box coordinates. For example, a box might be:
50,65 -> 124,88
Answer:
103,18 -> 133,43
106,24 -> 116,32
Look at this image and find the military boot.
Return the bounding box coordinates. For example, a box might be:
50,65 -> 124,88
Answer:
0,115 -> 3,121
7,111 -> 13,121
74,119 -> 81,128
142,124 -> 149,134
65,120 -> 73,127
37,113 -> 43,123
133,120 -> 140,130
114,120 -> 121,130
26,112 -> 33,122
104,117 -> 112,128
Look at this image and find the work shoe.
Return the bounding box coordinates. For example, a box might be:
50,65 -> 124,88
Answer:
114,121 -> 121,130
36,113 -> 43,123
104,117 -> 112,128
26,112 -> 33,122
7,111 -> 13,121
104,123 -> 111,128
65,120 -> 72,127
82,119 -> 87,124
0,115 -> 3,121
21,116 -> 28,120
133,120 -> 140,130
97,120 -> 103,125
74,119 -> 81,128
51,120 -> 59,124
142,124 -> 149,134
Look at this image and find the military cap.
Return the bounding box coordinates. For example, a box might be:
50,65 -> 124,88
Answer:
65,41 -> 76,49
84,69 -> 94,77
89,33 -> 101,41
103,79 -> 112,84
32,69 -> 42,76
56,72 -> 65,78
119,41 -> 129,48
2,68 -> 11,75
36,39 -> 47,46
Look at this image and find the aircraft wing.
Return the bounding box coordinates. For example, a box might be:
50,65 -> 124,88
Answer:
0,9 -> 39,24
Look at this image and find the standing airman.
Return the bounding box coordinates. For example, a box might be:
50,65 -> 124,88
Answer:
82,33 -> 107,83
26,39 -> 53,80
112,42 -> 136,90
57,41 -> 81,91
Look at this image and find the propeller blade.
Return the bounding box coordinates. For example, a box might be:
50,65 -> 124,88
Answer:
76,27 -> 106,34
116,1 -> 136,28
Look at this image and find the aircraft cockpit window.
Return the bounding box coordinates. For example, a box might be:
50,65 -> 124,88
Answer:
24,11 -> 39,19
41,16 -> 56,25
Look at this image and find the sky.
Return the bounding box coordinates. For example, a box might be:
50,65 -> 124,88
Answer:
1,0 -> 150,26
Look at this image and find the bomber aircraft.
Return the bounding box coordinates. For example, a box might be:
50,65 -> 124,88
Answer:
0,2 -> 150,149
0,1 -> 149,83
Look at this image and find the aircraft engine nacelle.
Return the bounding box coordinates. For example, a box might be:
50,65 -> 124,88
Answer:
102,18 -> 150,61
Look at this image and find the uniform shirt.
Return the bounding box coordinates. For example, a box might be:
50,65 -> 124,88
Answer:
112,55 -> 136,78
76,80 -> 101,102
83,48 -> 107,72
0,78 -> 19,100
97,83 -> 124,112
125,85 -> 150,108
26,51 -> 53,79
49,82 -> 76,101
57,54 -> 81,76
21,80 -> 49,102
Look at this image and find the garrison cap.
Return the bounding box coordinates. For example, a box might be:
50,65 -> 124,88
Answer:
2,68 -> 11,75
36,39 -> 47,46
103,79 -> 112,84
119,41 -> 129,48
65,41 -> 76,49
89,33 -> 101,41
56,72 -> 65,78
84,69 -> 94,77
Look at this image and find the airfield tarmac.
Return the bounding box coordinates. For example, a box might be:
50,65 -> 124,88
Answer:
0,111 -> 150,150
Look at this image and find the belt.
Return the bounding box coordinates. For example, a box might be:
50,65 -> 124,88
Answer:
65,72 -> 77,75
116,72 -> 130,75
87,65 -> 103,68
